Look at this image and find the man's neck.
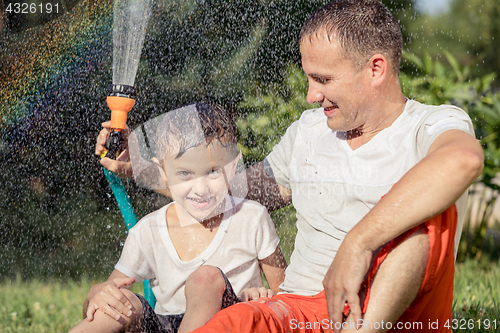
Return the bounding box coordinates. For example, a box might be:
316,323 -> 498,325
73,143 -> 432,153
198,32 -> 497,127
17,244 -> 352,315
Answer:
347,95 -> 407,150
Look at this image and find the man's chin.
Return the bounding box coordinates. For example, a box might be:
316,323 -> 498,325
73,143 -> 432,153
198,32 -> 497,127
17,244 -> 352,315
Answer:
326,118 -> 343,131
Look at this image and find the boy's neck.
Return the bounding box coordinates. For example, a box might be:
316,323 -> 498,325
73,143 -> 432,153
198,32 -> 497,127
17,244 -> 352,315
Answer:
169,198 -> 226,230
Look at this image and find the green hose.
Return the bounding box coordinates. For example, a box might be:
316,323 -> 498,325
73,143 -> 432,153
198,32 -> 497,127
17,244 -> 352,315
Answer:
103,167 -> 156,309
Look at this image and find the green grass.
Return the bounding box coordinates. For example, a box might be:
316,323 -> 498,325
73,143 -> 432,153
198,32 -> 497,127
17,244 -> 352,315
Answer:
0,276 -> 144,332
452,259 -> 500,332
0,260 -> 499,332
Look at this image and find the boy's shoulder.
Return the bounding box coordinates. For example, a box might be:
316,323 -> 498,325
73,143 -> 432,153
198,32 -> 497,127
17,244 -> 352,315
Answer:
132,202 -> 170,230
226,196 -> 269,221
228,196 -> 267,212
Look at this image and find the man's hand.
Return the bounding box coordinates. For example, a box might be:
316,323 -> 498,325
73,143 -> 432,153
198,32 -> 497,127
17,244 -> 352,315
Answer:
323,233 -> 372,333
85,276 -> 135,322
239,287 -> 275,301
95,121 -> 134,178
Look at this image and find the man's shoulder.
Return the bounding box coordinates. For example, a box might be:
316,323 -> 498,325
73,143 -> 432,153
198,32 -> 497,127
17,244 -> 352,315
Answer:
405,99 -> 469,119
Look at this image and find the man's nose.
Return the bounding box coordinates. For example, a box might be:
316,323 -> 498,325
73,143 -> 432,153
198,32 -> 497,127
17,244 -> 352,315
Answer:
306,81 -> 324,105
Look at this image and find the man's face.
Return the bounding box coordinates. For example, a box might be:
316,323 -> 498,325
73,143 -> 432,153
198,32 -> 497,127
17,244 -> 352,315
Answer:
300,33 -> 371,132
163,142 -> 237,221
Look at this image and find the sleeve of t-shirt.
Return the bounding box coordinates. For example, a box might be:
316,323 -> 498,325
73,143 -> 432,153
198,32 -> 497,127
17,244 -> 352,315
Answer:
254,206 -> 280,260
415,105 -> 476,159
115,225 -> 154,283
264,120 -> 300,189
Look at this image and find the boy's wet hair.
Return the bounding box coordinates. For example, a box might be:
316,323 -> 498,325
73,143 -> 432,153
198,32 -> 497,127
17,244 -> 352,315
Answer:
156,102 -> 238,160
299,0 -> 403,74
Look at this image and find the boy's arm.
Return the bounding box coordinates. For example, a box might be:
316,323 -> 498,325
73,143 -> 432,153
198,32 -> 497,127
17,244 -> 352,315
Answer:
83,269 -> 135,322
260,247 -> 287,294
95,122 -> 134,178
96,122 -> 172,197
240,247 -> 287,301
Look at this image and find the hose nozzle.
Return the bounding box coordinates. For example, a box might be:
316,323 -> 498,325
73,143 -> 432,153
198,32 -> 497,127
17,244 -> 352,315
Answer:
104,84 -> 136,160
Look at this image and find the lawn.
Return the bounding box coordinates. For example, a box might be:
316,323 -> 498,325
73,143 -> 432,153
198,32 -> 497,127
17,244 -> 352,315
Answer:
0,259 -> 499,332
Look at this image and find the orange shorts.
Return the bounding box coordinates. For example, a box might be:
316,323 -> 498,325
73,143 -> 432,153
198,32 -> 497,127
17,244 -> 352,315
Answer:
192,205 -> 457,333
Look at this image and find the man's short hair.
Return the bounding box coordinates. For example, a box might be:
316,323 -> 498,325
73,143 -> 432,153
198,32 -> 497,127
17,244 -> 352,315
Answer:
299,0 -> 403,74
156,102 -> 238,160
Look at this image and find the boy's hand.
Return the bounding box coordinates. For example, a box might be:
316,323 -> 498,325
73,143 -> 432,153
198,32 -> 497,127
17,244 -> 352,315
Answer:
86,276 -> 135,322
95,121 -> 134,178
239,287 -> 274,302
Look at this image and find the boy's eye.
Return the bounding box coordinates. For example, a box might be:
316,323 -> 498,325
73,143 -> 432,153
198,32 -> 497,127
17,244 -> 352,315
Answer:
208,169 -> 222,178
177,171 -> 191,177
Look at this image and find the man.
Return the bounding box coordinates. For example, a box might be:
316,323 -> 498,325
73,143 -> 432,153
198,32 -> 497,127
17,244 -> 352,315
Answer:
97,1 -> 483,331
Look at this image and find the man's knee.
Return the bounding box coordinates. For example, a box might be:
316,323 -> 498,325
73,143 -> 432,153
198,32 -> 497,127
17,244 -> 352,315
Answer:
185,265 -> 225,295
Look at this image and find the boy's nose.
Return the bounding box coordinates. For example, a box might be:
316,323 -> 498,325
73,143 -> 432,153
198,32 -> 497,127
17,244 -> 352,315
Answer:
192,176 -> 210,196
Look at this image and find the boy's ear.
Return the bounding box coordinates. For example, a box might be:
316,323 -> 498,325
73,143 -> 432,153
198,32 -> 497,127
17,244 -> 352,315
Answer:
224,153 -> 241,180
152,157 -> 168,186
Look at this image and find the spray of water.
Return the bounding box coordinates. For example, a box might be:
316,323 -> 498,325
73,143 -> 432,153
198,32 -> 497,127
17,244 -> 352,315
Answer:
112,0 -> 152,86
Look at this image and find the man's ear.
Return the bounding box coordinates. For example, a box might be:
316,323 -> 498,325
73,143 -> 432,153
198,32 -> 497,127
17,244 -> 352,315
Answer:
367,53 -> 388,87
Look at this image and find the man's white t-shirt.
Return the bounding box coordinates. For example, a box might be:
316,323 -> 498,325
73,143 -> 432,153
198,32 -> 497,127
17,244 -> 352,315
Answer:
266,99 -> 475,296
115,196 -> 280,315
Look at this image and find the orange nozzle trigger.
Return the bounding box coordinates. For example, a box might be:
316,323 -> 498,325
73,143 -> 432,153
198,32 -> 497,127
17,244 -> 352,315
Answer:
107,96 -> 135,131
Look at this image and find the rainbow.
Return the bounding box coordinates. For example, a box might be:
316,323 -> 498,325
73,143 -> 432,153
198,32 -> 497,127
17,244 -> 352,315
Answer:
0,0 -> 113,132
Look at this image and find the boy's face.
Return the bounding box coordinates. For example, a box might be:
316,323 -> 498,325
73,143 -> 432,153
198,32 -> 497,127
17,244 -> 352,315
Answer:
162,142 -> 239,222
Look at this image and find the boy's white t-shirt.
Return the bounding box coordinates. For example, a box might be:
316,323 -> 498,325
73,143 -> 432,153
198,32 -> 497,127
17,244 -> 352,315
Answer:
266,99 -> 475,296
115,196 -> 279,315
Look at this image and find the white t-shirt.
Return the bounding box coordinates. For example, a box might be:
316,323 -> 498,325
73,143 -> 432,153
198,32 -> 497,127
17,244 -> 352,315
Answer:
115,196 -> 280,315
266,99 -> 475,296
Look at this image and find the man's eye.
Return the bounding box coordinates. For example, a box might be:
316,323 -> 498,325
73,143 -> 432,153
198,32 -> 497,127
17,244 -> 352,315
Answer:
315,77 -> 327,84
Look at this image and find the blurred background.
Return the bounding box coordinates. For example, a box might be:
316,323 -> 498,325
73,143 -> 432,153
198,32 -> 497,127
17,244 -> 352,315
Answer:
1,0 -> 499,329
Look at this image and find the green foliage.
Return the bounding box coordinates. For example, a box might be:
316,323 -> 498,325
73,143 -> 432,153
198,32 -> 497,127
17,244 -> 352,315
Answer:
237,64 -> 313,165
133,0 -> 329,117
401,51 -> 500,190
236,64 -> 311,241
400,50 -> 495,107
405,0 -> 500,81
447,0 -> 500,78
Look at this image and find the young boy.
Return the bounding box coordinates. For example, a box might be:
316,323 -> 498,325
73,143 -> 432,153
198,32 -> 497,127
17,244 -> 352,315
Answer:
71,102 -> 286,333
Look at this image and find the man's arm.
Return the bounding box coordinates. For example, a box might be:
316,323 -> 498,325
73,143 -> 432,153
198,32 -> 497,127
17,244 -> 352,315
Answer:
323,129 -> 484,330
246,161 -> 292,212
83,269 -> 135,321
